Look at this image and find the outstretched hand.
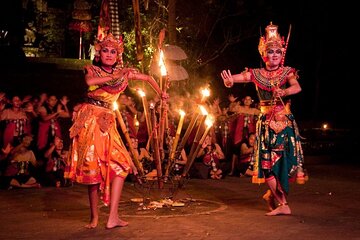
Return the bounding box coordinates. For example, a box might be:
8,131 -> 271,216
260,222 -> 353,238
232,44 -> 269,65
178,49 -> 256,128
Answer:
221,70 -> 234,88
228,94 -> 238,103
212,98 -> 220,106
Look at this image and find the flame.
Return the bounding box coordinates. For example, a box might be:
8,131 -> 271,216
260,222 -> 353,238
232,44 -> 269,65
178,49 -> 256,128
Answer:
137,89 -> 146,97
179,109 -> 185,117
205,115 -> 214,128
201,88 -> 210,98
159,50 -> 167,76
199,105 -> 208,116
113,102 -> 119,110
149,102 -> 155,109
134,114 -> 139,127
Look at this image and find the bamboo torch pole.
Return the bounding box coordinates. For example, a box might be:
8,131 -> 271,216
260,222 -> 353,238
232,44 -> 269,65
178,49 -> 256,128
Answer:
113,102 -> 144,176
187,105 -> 208,161
164,109 -> 185,179
176,88 -> 210,157
181,116 -> 214,178
158,50 -> 168,161
137,89 -> 152,142
150,102 -> 163,188
176,106 -> 199,156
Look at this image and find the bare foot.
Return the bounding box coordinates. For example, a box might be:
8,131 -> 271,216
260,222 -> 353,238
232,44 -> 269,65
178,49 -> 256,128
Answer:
85,219 -> 98,229
106,219 -> 129,229
265,204 -> 291,216
262,190 -> 276,211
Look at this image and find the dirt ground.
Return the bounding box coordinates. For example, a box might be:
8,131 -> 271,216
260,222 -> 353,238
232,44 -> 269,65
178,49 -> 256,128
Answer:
1,159 -> 360,240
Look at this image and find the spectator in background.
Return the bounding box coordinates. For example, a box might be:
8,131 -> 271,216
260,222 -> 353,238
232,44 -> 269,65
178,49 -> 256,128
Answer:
238,132 -> 256,177
2,134 -> 41,189
43,136 -> 69,187
37,95 -> 70,152
197,134 -> 225,180
0,95 -> 34,148
228,96 -> 260,176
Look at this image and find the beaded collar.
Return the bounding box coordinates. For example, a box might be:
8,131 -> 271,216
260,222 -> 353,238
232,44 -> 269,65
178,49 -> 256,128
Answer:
251,66 -> 292,91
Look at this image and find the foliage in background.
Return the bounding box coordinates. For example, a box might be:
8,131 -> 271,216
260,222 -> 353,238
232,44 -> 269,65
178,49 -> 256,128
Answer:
26,1 -> 272,98
40,9 -> 68,57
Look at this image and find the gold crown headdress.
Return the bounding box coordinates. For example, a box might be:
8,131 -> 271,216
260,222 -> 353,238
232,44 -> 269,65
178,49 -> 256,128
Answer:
258,22 -> 285,59
94,33 -> 124,65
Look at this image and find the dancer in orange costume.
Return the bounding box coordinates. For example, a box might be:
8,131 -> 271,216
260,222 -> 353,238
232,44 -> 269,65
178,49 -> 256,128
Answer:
65,33 -> 162,228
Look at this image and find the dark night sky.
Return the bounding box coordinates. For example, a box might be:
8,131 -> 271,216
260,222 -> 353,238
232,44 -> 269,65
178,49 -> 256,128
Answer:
0,0 -> 357,129
210,0 -> 356,129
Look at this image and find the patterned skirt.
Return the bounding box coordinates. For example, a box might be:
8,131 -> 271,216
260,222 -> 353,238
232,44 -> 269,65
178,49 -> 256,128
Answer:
253,104 -> 305,194
65,103 -> 132,206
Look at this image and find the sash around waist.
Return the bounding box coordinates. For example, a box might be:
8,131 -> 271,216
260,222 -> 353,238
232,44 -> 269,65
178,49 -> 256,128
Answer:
260,100 -> 290,115
86,98 -> 112,109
